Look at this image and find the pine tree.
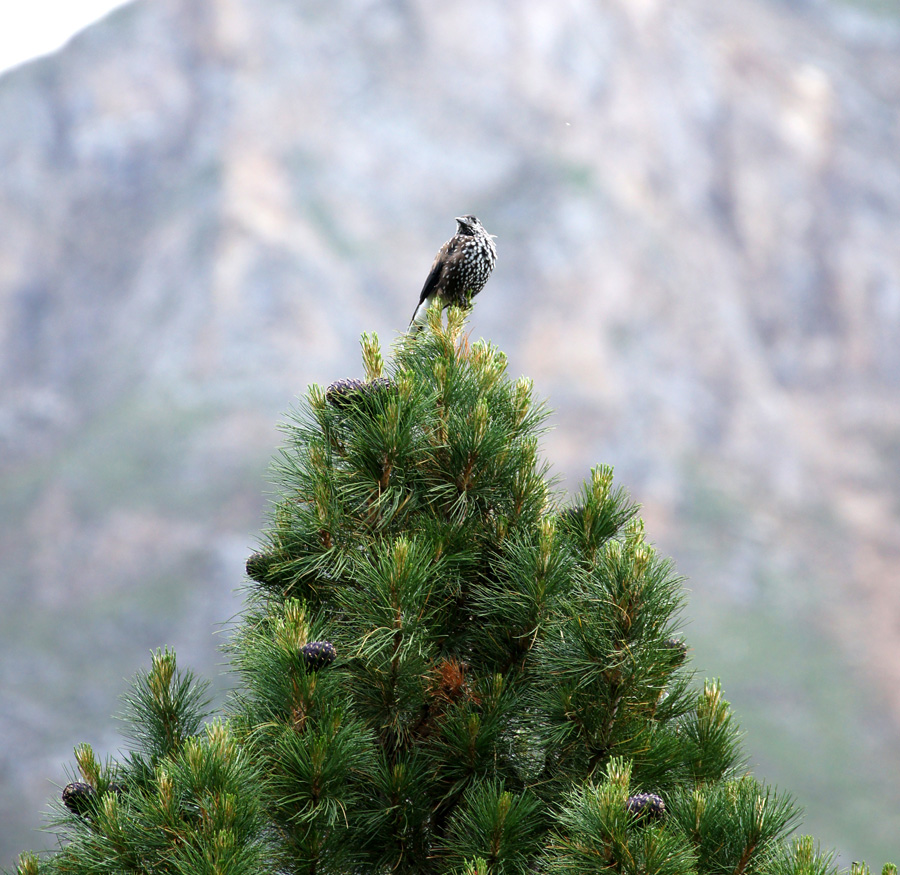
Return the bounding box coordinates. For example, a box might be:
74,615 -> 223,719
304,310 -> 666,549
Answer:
15,310 -> 897,875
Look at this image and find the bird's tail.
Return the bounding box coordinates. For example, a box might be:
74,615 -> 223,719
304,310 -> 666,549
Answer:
408,297 -> 431,331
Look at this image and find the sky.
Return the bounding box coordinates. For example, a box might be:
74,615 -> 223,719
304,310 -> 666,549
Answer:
0,0 -> 129,75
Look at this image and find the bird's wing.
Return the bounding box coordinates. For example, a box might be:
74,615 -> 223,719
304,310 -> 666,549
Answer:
415,261 -> 443,308
419,239 -> 455,303
409,238 -> 455,325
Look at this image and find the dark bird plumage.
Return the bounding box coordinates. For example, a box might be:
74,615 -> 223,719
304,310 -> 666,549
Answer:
409,215 -> 497,329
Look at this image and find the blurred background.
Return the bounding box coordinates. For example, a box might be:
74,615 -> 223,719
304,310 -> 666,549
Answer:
1,0 -> 899,866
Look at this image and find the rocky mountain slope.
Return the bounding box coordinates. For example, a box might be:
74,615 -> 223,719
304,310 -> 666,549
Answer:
1,0 -> 899,864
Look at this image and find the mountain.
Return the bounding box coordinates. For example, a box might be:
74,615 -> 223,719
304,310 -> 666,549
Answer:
1,0 -> 899,865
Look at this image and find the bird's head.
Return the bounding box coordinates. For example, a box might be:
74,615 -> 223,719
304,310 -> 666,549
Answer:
455,215 -> 484,235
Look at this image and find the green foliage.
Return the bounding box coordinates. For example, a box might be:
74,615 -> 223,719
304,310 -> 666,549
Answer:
21,651 -> 267,875
848,865 -> 900,875
678,678 -> 745,785
119,648 -> 212,763
532,520 -> 696,794
766,835 -> 838,875
545,759 -> 697,875
442,780 -> 544,874
228,315 -> 739,872
16,313 -> 898,874
667,777 -> 800,874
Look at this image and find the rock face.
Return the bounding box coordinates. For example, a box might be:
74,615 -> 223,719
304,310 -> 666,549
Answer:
1,0 -> 899,863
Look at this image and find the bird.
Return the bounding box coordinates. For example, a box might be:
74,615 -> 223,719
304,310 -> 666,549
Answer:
409,215 -> 497,330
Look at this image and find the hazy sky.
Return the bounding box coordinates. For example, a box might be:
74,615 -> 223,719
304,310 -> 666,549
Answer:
0,0 -> 128,75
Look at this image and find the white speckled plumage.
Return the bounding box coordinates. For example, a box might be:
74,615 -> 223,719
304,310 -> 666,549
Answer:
410,215 -> 496,329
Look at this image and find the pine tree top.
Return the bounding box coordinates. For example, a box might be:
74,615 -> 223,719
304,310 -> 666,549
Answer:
19,313 -> 896,875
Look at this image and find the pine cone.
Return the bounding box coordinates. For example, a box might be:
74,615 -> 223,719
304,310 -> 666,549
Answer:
301,641 -> 336,671
246,551 -> 274,584
368,377 -> 394,393
326,378 -> 365,408
663,637 -> 688,665
625,792 -> 665,821
559,504 -> 584,524
62,782 -> 96,816
325,377 -> 394,410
